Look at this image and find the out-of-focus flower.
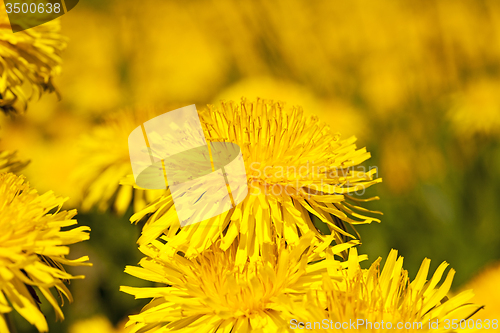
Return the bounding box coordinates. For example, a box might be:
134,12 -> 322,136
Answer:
0,108 -> 91,208
322,99 -> 370,143
214,77 -> 369,141
73,108 -> 165,214
191,0 -> 500,119
121,233 -> 360,333
58,8 -> 123,116
0,173 -> 91,332
69,316 -> 114,333
360,55 -> 411,117
449,78 -> 500,139
130,98 -> 382,262
0,149 -> 28,174
302,248 -> 483,332
214,77 -> 323,118
462,261 -> 500,331
69,315 -> 131,333
119,1 -> 229,106
0,5 -> 66,114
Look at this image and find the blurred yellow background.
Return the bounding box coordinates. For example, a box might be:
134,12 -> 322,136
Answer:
1,0 -> 500,331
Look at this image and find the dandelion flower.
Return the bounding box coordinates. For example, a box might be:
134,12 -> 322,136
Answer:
0,4 -> 66,114
449,78 -> 500,139
0,173 -> 91,332
121,233 -> 360,333
300,248 -> 483,332
462,261 -> 500,330
69,315 -> 132,333
73,108 -> 165,214
214,77 -> 370,141
69,316 -> 115,333
0,149 -> 28,174
124,1 -> 229,105
131,98 -> 382,262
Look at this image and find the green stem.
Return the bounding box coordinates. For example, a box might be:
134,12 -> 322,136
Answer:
3,312 -> 18,333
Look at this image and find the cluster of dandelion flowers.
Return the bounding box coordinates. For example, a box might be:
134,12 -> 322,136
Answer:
0,173 -> 91,332
300,248 -> 482,332
130,98 -> 382,262
121,233 -> 362,333
0,4 -> 66,114
73,108 -> 166,214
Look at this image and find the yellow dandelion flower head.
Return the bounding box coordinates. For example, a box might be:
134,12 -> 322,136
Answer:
69,316 -> 115,333
73,107 -> 166,214
121,234 -> 361,333
449,78 -> 500,139
131,98 -> 382,263
0,5 -> 66,114
0,173 -> 91,332
69,315 -> 132,333
463,261 -> 500,324
0,149 -> 29,174
301,248 -> 483,332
